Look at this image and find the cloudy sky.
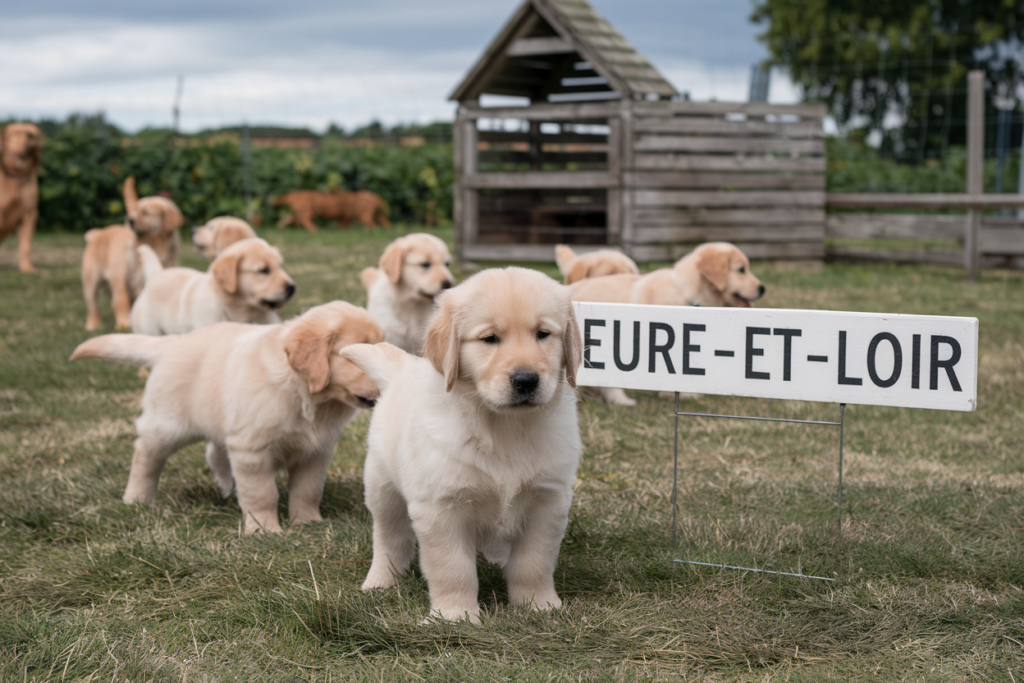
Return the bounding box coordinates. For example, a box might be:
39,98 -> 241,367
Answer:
0,0 -> 798,133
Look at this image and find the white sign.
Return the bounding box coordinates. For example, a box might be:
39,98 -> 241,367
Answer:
573,303 -> 978,412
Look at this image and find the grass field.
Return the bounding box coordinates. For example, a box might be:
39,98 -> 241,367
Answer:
1,229 -> 1022,681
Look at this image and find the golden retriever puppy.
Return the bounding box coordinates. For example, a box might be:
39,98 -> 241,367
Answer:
571,242 -> 765,405
274,189 -> 391,231
341,267 -> 583,623
81,177 -> 184,331
191,216 -> 257,259
71,302 -> 384,533
123,176 -> 184,267
0,123 -> 42,272
361,233 -> 454,353
130,237 -> 295,336
554,244 -> 639,284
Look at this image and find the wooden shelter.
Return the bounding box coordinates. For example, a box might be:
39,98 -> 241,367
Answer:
450,0 -> 827,262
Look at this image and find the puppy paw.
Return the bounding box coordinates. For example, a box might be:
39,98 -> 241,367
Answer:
290,511 -> 324,526
361,570 -> 399,591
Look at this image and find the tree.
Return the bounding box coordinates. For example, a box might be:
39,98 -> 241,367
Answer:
751,0 -> 1024,158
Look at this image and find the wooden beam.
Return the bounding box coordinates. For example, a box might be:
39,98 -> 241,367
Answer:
635,135 -> 824,155
633,100 -> 827,118
460,100 -> 620,120
637,190 -> 825,208
464,171 -> 616,189
625,171 -> 825,190
506,36 -> 575,57
633,117 -> 824,138
635,153 -> 826,173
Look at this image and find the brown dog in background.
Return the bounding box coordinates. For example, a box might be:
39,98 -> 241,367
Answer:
0,123 -> 42,272
81,177 -> 185,330
554,244 -> 639,285
191,216 -> 257,259
274,190 -> 391,231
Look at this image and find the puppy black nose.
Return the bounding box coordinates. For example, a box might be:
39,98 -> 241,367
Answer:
440,280 -> 452,291
510,370 -> 540,394
284,282 -> 296,298
758,284 -> 766,297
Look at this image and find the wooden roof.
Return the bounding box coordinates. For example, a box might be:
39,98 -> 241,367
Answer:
450,0 -> 677,104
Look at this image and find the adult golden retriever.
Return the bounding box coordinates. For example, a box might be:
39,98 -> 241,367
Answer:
571,242 -> 765,405
341,267 -> 583,623
81,177 -> 184,330
361,233 -> 454,353
274,190 -> 391,231
130,238 -> 295,335
554,244 -> 639,284
191,216 -> 257,259
0,123 -> 42,272
70,301 -> 383,533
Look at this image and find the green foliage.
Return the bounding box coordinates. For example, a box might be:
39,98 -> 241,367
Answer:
16,116 -> 454,233
826,136 -> 1021,193
752,0 -> 1024,156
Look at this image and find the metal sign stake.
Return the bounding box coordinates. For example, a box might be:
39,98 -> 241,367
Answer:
671,394 -> 847,582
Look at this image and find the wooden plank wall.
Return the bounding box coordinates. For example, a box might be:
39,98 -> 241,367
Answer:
624,101 -> 828,261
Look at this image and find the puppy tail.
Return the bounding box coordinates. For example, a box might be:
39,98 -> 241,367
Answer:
360,267 -> 380,291
340,343 -> 408,392
70,334 -> 170,366
138,244 -> 163,284
554,244 -> 576,276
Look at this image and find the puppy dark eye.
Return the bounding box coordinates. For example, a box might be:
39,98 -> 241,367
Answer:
421,262 -> 431,269
738,267 -> 746,274
536,330 -> 550,340
258,266 -> 271,275
445,261 -> 451,267
481,335 -> 499,344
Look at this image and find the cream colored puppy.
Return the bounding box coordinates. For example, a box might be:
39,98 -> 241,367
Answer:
360,233 -> 454,353
342,267 -> 583,624
191,216 -> 257,259
131,237 -> 295,335
70,302 -> 383,533
572,242 -> 765,405
554,244 -> 639,284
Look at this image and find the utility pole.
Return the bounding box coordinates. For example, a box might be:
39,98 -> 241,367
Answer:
172,76 -> 185,133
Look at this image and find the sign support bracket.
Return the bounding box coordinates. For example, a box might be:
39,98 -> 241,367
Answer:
670,392 -> 847,582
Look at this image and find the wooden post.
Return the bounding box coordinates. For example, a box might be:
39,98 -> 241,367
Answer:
965,70 -> 984,280
619,99 -> 636,257
452,108 -> 465,263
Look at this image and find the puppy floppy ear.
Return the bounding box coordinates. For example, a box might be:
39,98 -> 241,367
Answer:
123,176 -> 139,220
211,249 -> 242,294
695,246 -> 730,293
422,295 -> 460,391
562,300 -> 583,388
565,259 -> 590,285
379,239 -> 407,284
284,323 -> 335,395
162,201 -> 184,233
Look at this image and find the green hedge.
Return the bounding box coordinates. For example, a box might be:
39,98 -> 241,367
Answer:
20,115 -> 453,232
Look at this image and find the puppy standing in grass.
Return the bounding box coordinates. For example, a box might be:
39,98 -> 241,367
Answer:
571,242 -> 765,405
81,177 -> 185,330
342,267 -> 583,623
361,233 -> 454,353
131,237 -> 295,335
71,302 -> 384,533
